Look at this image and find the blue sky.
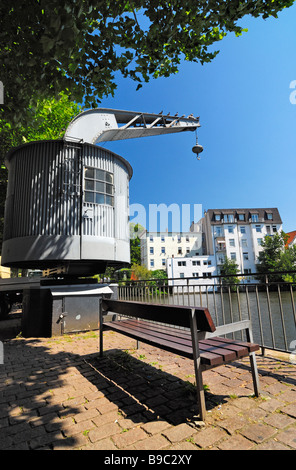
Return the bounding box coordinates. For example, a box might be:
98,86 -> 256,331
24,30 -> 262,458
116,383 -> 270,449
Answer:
98,4 -> 296,233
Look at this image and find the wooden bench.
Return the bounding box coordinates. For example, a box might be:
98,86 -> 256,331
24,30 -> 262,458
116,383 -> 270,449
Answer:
100,299 -> 260,421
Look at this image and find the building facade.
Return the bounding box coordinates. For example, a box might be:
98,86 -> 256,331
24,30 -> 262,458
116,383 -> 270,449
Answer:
201,208 -> 283,275
139,226 -> 202,271
166,255 -> 217,291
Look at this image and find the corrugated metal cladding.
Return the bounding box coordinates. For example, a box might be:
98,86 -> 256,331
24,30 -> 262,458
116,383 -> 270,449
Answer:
4,140 -> 132,243
3,140 -> 132,265
4,140 -> 82,239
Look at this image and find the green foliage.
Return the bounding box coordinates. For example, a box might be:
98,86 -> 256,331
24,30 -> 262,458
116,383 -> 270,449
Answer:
256,232 -> 296,283
0,90 -> 81,163
220,257 -> 240,286
130,223 -> 142,266
131,263 -> 152,280
1,1 -> 295,124
256,232 -> 287,281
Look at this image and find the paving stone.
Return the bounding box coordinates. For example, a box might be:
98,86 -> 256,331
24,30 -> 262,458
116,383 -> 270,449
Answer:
240,423 -> 277,444
276,427 -> 296,449
88,422 -> 120,443
193,426 -> 227,448
111,427 -> 148,448
217,434 -> 255,450
1,328 -> 296,451
162,423 -> 196,443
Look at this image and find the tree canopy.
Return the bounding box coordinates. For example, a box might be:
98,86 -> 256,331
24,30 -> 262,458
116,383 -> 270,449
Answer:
1,1 -> 294,124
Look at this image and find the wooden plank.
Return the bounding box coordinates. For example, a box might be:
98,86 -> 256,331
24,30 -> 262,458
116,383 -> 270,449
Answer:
103,321 -> 194,358
199,340 -> 237,362
103,320 -> 223,366
102,299 -> 216,332
211,336 -> 260,353
201,337 -> 249,358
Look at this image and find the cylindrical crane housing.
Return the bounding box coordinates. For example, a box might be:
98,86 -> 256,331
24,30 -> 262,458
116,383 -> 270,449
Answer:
1,139 -> 132,275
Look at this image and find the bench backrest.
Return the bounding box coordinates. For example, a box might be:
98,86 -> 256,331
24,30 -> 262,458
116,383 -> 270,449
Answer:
101,299 -> 216,333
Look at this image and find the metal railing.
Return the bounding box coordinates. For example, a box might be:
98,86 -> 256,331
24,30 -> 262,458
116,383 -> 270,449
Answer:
117,272 -> 296,355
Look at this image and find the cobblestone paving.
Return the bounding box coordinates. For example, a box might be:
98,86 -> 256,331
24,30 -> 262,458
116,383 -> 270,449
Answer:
0,329 -> 296,450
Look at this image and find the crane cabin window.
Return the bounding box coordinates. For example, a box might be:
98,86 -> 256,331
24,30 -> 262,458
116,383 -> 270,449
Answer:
84,167 -> 114,206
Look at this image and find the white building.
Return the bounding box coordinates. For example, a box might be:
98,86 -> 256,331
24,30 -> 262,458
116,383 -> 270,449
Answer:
166,255 -> 217,291
201,208 -> 283,275
139,226 -> 202,271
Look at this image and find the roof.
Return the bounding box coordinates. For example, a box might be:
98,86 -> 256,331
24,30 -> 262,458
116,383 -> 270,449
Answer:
205,208 -> 282,225
286,230 -> 296,247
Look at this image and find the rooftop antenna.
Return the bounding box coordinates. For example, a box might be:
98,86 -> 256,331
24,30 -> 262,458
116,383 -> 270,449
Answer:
192,130 -> 203,160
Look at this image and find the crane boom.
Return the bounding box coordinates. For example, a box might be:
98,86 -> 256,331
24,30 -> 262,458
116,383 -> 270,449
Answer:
64,108 -> 200,145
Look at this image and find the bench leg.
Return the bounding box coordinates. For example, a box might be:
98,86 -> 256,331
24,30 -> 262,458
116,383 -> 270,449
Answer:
190,311 -> 207,421
99,327 -> 103,357
249,352 -> 260,397
246,328 -> 260,397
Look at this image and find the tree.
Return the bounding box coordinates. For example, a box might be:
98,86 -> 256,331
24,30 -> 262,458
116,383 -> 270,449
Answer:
130,223 -> 143,266
131,263 -> 151,280
1,1 -> 295,124
220,257 -> 240,286
256,232 -> 287,281
280,245 -> 296,283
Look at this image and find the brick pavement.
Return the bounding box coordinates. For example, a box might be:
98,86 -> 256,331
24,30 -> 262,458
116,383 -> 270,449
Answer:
0,327 -> 296,451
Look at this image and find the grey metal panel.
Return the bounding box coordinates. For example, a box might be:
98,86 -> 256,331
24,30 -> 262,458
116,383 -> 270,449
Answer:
2,140 -> 133,272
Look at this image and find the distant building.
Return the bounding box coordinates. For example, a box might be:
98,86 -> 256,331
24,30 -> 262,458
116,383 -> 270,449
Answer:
139,225 -> 202,271
166,255 -> 217,292
201,208 -> 283,275
286,231 -> 296,248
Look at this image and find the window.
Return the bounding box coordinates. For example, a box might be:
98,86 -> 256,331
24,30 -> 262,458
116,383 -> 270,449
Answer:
255,225 -> 262,233
84,167 -> 114,206
150,259 -> 154,267
251,214 -> 259,222
266,225 -> 271,234
161,247 -> 165,254
272,225 -> 277,233
192,260 -> 200,266
178,261 -> 186,266
267,213 -> 273,220
241,239 -> 247,247
180,273 -> 185,278
150,235 -> 154,242
229,238 -> 235,247
243,252 -> 249,260
240,226 -> 246,234
178,248 -> 182,254
186,236 -> 189,242
215,226 -> 222,236
162,259 -> 166,266
257,238 -> 263,245
161,235 -> 165,242
215,214 -> 221,221
186,248 -> 190,254
244,268 -> 251,274
230,252 -> 236,260
228,226 -> 234,233
238,214 -> 245,221
228,214 -> 234,222
150,247 -> 154,254
192,273 -> 199,278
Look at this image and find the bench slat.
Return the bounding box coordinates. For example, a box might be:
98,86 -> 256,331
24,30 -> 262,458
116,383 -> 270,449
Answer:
103,319 -> 253,367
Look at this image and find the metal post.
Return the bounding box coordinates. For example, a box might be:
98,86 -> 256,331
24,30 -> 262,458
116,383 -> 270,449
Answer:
189,309 -> 207,421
